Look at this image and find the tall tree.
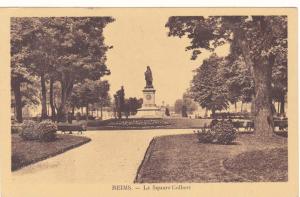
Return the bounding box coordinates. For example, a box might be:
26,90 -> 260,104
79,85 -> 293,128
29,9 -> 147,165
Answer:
11,18 -> 36,122
93,80 -> 111,119
221,55 -> 255,111
189,54 -> 229,116
70,79 -> 110,120
46,17 -> 114,121
114,86 -> 125,119
271,50 -> 287,115
166,16 -> 287,136
11,17 -> 114,122
11,18 -> 56,120
174,97 -> 198,115
123,97 -> 143,117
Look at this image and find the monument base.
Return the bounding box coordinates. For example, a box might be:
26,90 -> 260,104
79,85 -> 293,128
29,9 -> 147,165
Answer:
134,85 -> 163,118
134,106 -> 162,118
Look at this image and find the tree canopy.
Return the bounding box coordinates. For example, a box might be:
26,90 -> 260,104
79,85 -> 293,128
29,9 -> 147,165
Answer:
189,54 -> 228,115
11,17 -> 114,122
166,16 -> 287,135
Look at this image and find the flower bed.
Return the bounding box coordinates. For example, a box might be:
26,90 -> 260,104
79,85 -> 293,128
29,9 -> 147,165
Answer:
87,118 -> 172,129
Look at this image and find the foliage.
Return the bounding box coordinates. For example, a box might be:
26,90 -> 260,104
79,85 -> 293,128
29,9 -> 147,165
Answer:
20,120 -> 57,141
221,56 -> 254,104
194,128 -> 215,143
166,16 -> 287,135
114,86 -> 125,119
211,120 -> 237,144
124,97 -> 143,117
165,108 -> 170,116
174,96 -> 198,114
195,120 -> 237,144
190,54 -> 229,114
20,120 -> 39,140
166,16 -> 287,64
35,120 -> 58,141
181,105 -> 188,117
70,79 -> 110,108
11,17 -> 114,122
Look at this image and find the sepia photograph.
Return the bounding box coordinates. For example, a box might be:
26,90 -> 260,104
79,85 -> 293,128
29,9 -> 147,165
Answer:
0,7 -> 297,197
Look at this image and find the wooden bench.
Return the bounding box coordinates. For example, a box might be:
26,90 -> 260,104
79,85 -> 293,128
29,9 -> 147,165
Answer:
232,120 -> 254,132
57,123 -> 86,134
274,120 -> 288,132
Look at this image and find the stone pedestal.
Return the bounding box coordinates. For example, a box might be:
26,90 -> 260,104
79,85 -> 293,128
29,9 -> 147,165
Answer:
135,87 -> 161,118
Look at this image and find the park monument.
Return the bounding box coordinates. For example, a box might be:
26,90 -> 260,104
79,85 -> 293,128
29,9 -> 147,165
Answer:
135,66 -> 161,118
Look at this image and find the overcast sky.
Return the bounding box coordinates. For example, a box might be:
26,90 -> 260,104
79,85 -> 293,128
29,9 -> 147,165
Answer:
103,12 -> 229,106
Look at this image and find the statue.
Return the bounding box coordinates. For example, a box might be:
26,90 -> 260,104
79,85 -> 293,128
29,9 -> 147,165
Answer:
144,66 -> 153,88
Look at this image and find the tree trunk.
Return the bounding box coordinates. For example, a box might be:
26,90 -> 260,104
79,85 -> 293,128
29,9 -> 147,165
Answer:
100,104 -> 103,120
234,101 -> 237,112
72,106 -> 75,116
41,73 -> 47,120
240,101 -> 243,112
56,73 -> 74,122
86,104 -> 89,121
253,63 -> 274,136
211,108 -> 216,118
280,95 -> 285,115
277,102 -> 280,114
56,85 -> 67,122
13,81 -> 23,123
204,108 -> 208,118
251,95 -> 256,116
49,78 -> 56,121
117,109 -> 122,119
236,29 -> 274,136
14,105 -> 17,120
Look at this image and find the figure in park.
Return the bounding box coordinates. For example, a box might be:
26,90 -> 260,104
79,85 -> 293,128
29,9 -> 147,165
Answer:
145,66 -> 153,88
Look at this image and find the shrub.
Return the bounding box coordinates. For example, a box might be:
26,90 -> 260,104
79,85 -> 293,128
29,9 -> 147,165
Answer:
35,120 -> 58,141
195,120 -> 237,145
20,120 -> 39,140
211,120 -> 237,144
20,120 -> 57,141
194,128 -> 214,143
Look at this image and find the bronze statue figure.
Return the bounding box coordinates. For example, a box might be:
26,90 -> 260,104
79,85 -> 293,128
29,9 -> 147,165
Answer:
144,66 -> 153,88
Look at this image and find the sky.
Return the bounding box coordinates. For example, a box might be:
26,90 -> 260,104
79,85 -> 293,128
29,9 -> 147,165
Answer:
103,12 -> 229,106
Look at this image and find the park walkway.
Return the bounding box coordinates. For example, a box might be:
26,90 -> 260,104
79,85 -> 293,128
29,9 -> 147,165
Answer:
12,129 -> 193,184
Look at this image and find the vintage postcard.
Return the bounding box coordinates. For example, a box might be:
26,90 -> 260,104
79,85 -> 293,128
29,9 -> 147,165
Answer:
0,8 -> 298,197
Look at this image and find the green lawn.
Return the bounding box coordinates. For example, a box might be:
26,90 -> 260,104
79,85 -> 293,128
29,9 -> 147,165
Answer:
12,134 -> 91,171
135,134 -> 287,183
223,147 -> 287,182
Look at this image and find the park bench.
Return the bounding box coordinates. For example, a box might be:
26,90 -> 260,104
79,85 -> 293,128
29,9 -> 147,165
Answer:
274,119 -> 288,132
57,123 -> 86,134
232,120 -> 254,132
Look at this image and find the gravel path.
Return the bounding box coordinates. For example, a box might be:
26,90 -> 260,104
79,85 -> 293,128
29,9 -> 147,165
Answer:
12,129 -> 193,184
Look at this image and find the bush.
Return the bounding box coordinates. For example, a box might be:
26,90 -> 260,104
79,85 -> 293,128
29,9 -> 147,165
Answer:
195,120 -> 237,145
211,120 -> 237,144
20,120 -> 39,140
194,128 -> 214,143
35,120 -> 58,141
20,120 -> 57,141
